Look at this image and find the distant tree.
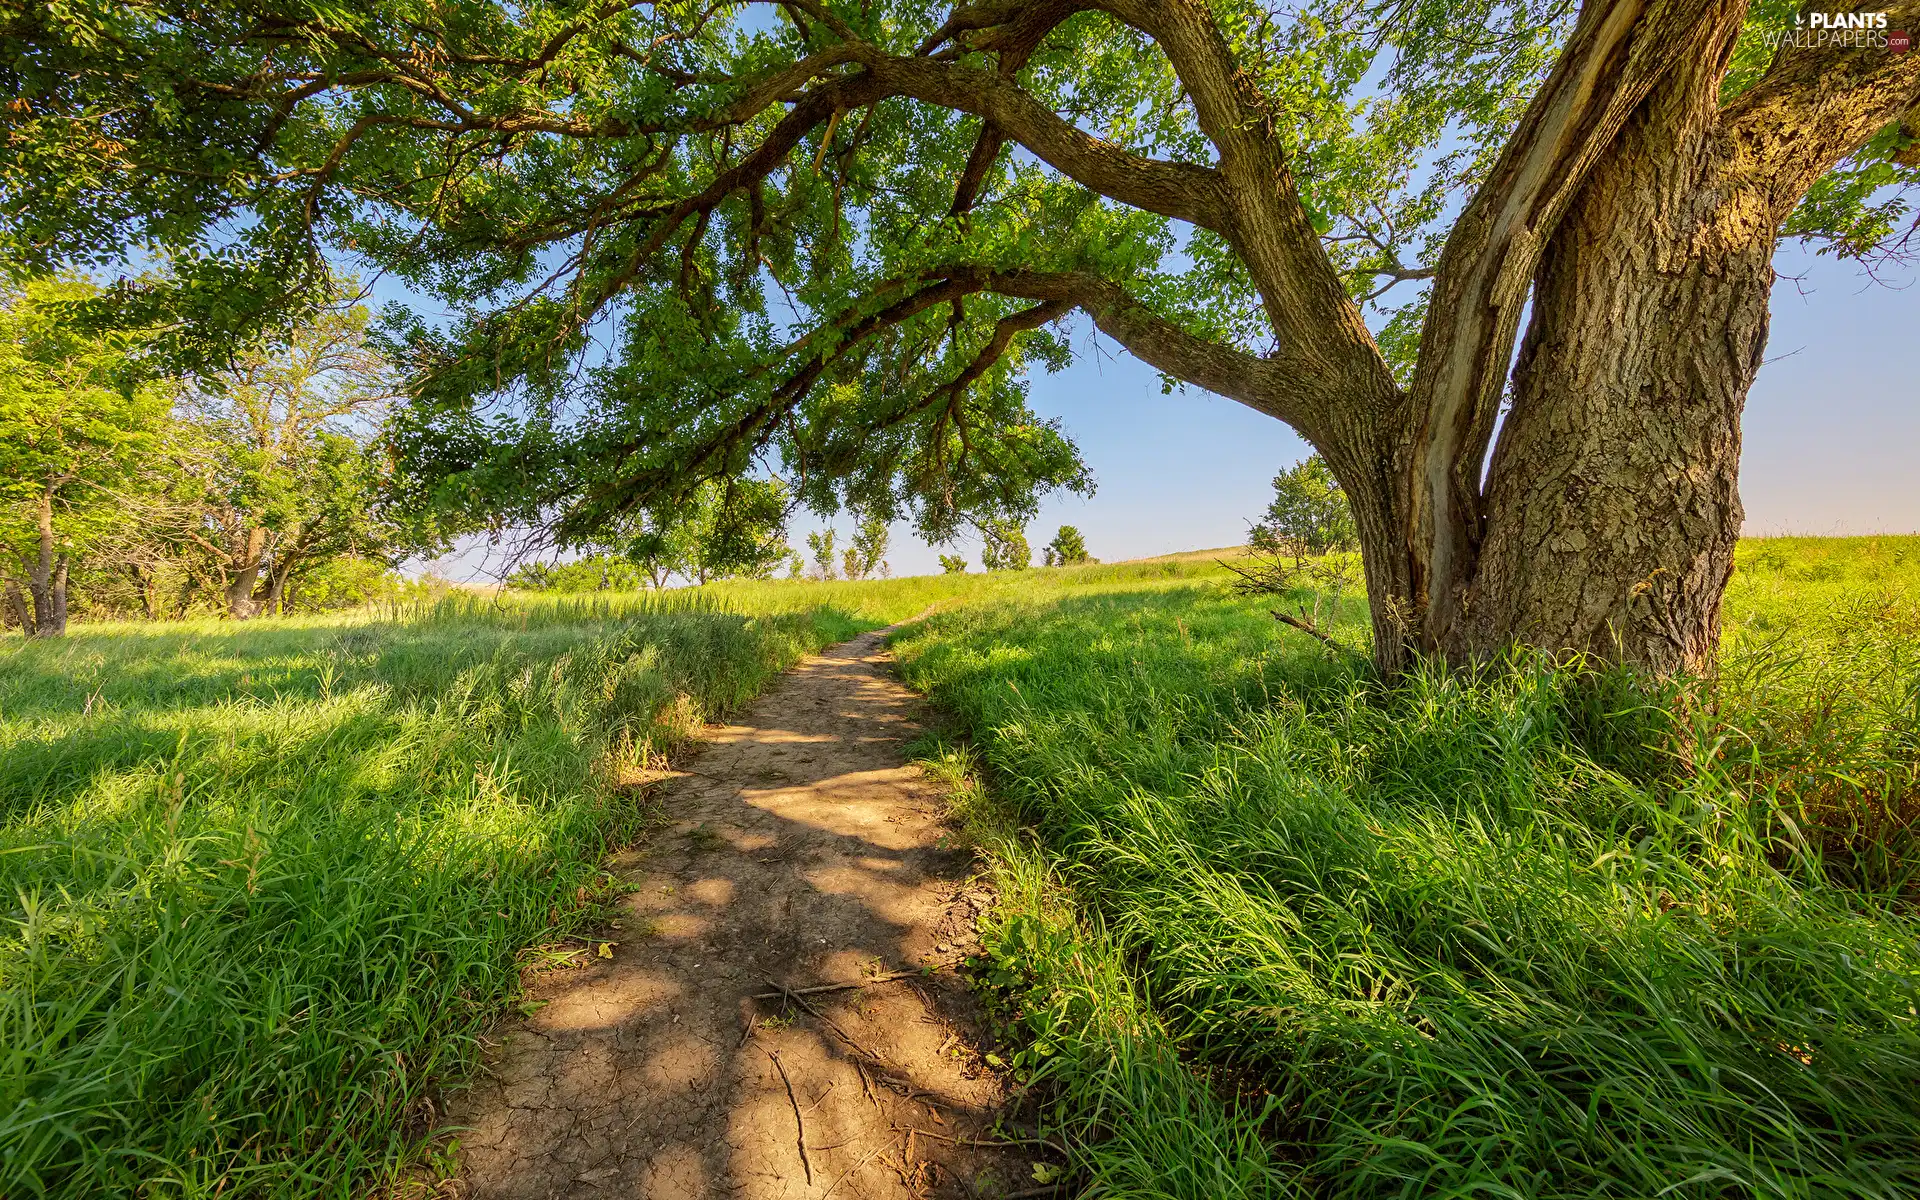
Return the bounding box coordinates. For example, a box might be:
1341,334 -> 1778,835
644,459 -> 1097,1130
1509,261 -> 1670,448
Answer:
590,477 -> 790,587
1251,455 -> 1358,564
842,511 -> 889,581
980,521 -> 1031,572
939,554 -> 968,575
807,529 -> 838,581
787,551 -> 805,580
0,275 -> 170,636
678,478 -> 792,584
173,300 -> 401,618
1043,525 -> 1094,567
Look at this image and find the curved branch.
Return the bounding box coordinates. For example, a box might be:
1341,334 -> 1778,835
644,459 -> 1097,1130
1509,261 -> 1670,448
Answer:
857,52 -> 1227,229
969,267 -> 1330,436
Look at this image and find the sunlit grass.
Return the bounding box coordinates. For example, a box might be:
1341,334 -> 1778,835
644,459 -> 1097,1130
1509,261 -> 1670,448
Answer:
0,602 -> 870,1198
9,539 -> 1913,1197
896,536 -> 1920,1198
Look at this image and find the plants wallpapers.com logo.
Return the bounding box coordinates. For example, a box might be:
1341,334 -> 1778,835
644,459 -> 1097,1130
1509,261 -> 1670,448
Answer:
1761,11 -> 1910,50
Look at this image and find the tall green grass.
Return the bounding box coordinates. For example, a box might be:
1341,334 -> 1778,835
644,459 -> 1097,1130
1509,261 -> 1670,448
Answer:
897,538 -> 1920,1198
0,600 -> 870,1198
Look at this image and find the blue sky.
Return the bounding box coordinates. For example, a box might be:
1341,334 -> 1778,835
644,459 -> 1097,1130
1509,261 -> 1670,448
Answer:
767,240 -> 1917,579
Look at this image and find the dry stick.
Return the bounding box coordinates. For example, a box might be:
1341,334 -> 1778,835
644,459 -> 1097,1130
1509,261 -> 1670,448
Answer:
765,978 -> 886,1063
1271,608 -> 1343,650
801,1079 -> 838,1114
766,1050 -> 812,1186
748,968 -> 926,1000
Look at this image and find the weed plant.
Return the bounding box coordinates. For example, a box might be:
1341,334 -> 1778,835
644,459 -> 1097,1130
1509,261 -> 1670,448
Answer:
897,536 -> 1920,1198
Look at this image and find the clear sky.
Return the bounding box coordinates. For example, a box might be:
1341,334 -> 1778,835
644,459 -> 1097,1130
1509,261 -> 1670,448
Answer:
418,239 -> 1916,582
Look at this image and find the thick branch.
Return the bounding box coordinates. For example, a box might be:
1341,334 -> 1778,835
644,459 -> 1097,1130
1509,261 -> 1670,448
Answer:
971,268 -> 1332,436
1719,0 -> 1920,205
858,52 -> 1227,229
1095,0 -> 1397,409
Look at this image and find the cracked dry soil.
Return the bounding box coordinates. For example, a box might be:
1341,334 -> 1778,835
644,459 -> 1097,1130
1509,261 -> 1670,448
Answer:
447,626 -> 1030,1199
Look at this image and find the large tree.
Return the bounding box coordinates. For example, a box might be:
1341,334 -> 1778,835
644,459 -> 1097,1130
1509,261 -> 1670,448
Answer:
5,0 -> 1916,670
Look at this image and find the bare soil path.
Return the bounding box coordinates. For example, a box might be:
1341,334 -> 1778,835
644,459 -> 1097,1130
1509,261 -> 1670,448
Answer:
449,626 -> 1026,1199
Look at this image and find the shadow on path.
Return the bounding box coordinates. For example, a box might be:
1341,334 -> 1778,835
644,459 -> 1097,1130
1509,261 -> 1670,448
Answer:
449,627 -> 1026,1199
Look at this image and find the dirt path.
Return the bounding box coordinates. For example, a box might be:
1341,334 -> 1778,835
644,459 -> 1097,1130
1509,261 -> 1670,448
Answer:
448,626 -> 1027,1199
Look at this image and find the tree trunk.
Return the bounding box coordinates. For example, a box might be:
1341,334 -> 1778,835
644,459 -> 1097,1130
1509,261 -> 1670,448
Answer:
49,556 -> 69,637
226,526 -> 269,619
263,563 -> 293,615
1455,99 -> 1766,674
5,579 -> 31,635
25,484 -> 68,638
129,564 -> 162,621
1342,21 -> 1912,678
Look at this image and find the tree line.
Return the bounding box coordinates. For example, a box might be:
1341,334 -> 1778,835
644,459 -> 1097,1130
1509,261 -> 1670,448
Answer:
0,275 -> 427,636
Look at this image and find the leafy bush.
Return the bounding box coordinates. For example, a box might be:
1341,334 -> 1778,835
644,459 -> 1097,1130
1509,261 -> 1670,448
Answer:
1042,525 -> 1094,566
1250,455 -> 1356,560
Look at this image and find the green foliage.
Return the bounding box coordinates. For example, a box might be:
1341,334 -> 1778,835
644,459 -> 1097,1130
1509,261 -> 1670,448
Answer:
0,274 -> 170,623
842,511 -> 890,581
1249,454 -> 1357,560
167,300 -> 406,616
981,520 -> 1032,572
0,595 -> 879,1197
6,0 -> 1908,580
939,554 -> 970,575
895,537 -> 1920,1198
806,529 -> 838,582
1042,525 -> 1093,567
505,554 -> 647,593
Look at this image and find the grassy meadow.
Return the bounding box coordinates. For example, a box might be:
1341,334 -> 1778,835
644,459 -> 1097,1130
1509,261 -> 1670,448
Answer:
897,535 -> 1920,1198
2,537 -> 1917,1197
0,590 -> 938,1198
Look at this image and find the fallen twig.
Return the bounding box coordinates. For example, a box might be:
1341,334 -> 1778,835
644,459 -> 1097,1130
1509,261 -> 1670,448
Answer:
748,968 -> 927,1000
766,1050 -> 812,1185
1271,609 -> 1344,650
765,978 -> 887,1063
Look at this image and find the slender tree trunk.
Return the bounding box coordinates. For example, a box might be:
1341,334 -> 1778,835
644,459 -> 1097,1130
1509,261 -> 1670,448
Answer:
25,484 -> 67,638
130,564 -> 162,621
4,579 -> 31,635
226,526 -> 269,619
264,559 -> 296,615
49,556 -> 69,637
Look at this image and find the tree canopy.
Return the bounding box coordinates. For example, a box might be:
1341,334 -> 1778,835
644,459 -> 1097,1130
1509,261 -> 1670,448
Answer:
5,0 -> 1915,665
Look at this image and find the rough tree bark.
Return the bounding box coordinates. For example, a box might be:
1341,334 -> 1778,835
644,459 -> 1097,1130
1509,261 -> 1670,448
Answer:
1357,0 -> 1920,675
224,526 -> 270,620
